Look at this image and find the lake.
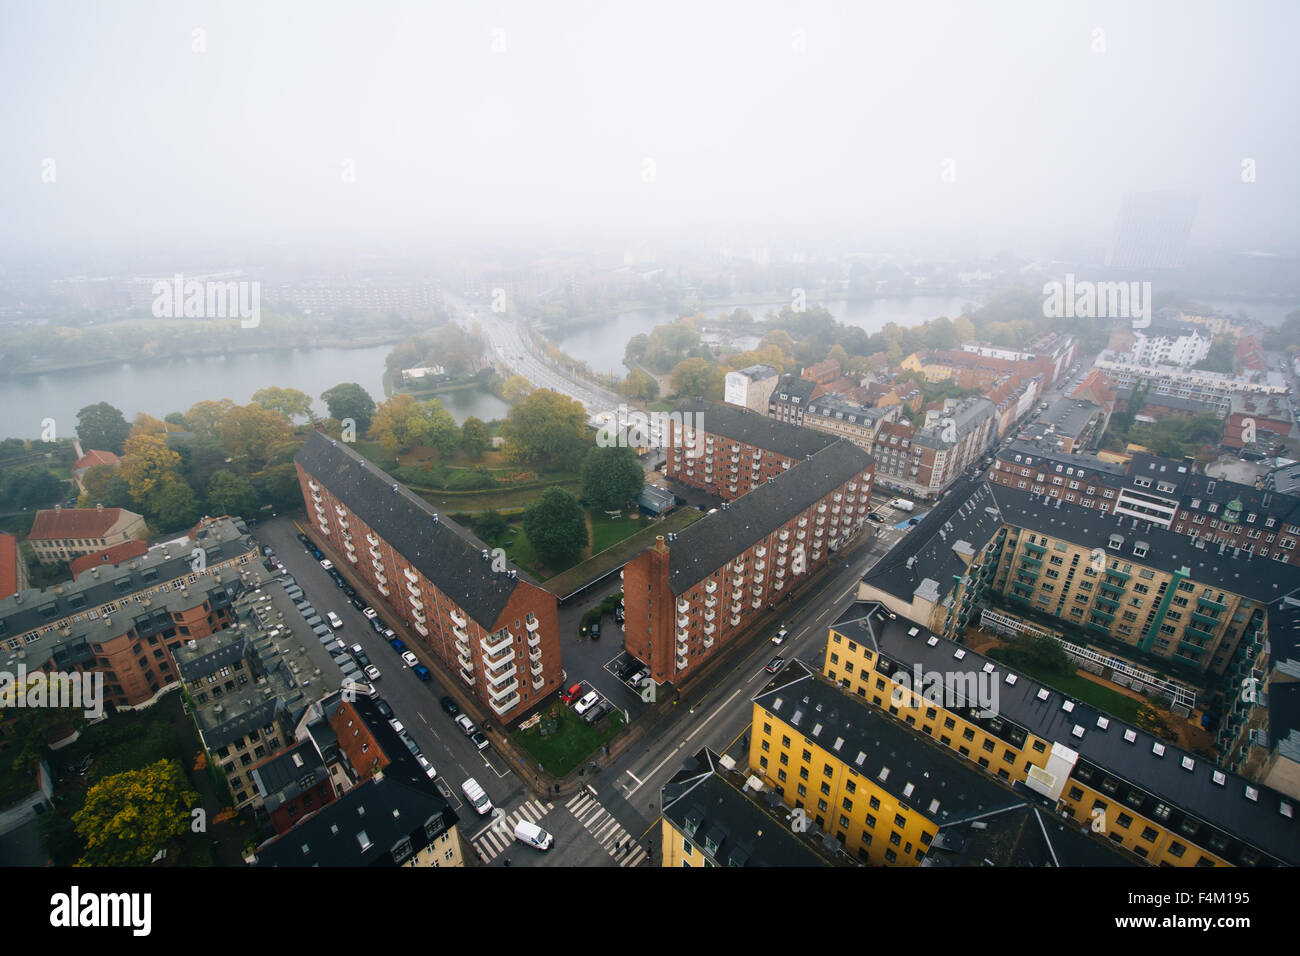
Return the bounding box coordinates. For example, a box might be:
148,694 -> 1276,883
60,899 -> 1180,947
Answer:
549,295 -> 982,376
4,345 -> 511,440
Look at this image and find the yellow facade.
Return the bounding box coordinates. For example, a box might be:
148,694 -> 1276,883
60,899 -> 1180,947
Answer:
821,624 -> 1236,866
660,818 -> 710,868
749,700 -> 938,865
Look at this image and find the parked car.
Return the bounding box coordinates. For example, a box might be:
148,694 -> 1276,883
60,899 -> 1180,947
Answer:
562,682 -> 584,704
440,696 -> 460,717
369,618 -> 387,635
461,777 -> 492,815
352,649 -> 371,668
574,690 -> 600,715
416,754 -> 437,780
470,730 -> 489,751
296,533 -> 312,547
388,718 -> 405,735
320,558 -> 334,571
764,656 -> 785,674
615,658 -> 640,681
390,637 -> 407,654
401,651 -> 419,668
582,700 -> 613,725
365,664 -> 381,681
327,612 -> 343,629
374,699 -> 393,718
772,627 -> 788,645
589,621 -> 601,640
311,548 -> 324,560
413,665 -> 431,682
626,669 -> 649,688
342,585 -> 357,598
262,545 -> 275,556
455,714 -> 478,736
349,596 -> 366,611
362,607 -> 378,620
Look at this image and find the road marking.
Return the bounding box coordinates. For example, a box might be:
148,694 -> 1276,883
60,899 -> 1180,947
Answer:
626,684 -> 748,797
471,799 -> 553,863
624,769 -> 642,786
564,793 -> 647,867
418,712 -> 430,725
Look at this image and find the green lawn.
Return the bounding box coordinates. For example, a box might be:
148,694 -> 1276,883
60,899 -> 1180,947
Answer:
513,703 -> 627,777
544,507 -> 702,597
984,647 -> 1145,724
588,511 -> 648,554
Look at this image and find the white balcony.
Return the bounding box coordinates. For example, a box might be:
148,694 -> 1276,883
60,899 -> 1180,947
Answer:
346,551 -> 358,564
798,517 -> 808,528
531,674 -> 545,691
335,504 -> 348,517
676,626 -> 689,642
751,598 -> 762,609
483,643 -> 513,668
456,643 -> 472,666
775,565 -> 786,578
337,518 -> 350,531
816,515 -> 827,526
848,482 -> 858,492
705,596 -> 717,609
752,585 -> 763,597
676,636 -> 688,653
676,653 -> 688,671
732,575 -> 744,588
308,480 -> 320,493
489,690 -> 520,716
413,621 -> 429,637
677,614 -> 689,628
459,653 -> 474,674
369,546 -> 382,561
452,624 -> 469,644
704,610 -> 715,622
480,630 -> 512,656
812,550 -> 823,562
528,643 -> 542,661
677,598 -> 690,612
833,493 -> 843,503
367,532 -> 380,547
818,504 -> 827,514
525,615 -> 539,632
777,552 -> 787,563
755,546 -> 767,558
703,623 -> 715,636
531,659 -> 544,677
344,538 -> 356,552
705,581 -> 717,594
527,629 -> 541,648
459,667 -> 475,688
754,560 -> 765,571
779,530 -> 789,541
405,579 -> 420,596
376,585 -> 390,597
449,607 -> 466,627
730,615 -> 741,626
487,662 -> 518,688
753,573 -> 764,585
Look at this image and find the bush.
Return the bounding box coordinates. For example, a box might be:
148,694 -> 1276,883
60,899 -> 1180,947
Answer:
445,467 -> 497,491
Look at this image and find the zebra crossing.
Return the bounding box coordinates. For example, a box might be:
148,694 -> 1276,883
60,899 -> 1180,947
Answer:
472,798 -> 553,863
565,792 -> 648,867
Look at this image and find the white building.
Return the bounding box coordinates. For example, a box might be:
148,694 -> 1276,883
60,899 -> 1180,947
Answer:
723,364 -> 779,414
1130,323 -> 1212,368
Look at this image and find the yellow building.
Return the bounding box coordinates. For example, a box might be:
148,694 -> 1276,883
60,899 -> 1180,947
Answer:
660,748 -> 855,867
820,603 -> 1300,866
750,660 -> 1035,865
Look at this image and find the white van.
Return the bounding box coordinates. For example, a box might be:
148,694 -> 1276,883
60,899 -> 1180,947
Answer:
461,777 -> 493,815
514,820 -> 553,850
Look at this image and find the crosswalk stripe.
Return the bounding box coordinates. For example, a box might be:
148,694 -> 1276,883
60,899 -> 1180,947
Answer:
621,849 -> 646,867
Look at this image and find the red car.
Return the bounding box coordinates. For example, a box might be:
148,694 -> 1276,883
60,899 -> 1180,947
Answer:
562,682 -> 584,704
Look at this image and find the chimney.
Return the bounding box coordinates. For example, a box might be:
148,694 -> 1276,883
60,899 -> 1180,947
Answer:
97,503 -> 104,511
654,534 -> 667,553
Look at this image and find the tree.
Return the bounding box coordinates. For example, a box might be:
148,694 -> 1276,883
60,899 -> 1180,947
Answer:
953,315 -> 976,344
164,411 -> 188,427
620,368 -> 660,403
320,383 -> 376,433
152,481 -> 202,531
253,462 -> 303,512
216,404 -> 292,466
424,400 -> 461,456
76,403 -> 131,455
252,386 -> 313,422
2,467 -> 66,509
206,470 -> 259,518
185,399 -> 236,439
461,417 -> 490,459
370,394 -> 428,454
120,433 -> 183,507
72,759 -> 198,867
500,390 -> 588,468
78,465 -> 133,510
522,487 -> 588,567
501,375 -> 534,405
473,509 -> 508,541
1194,340 -> 1235,375
669,357 -> 725,400
130,412 -> 169,437
581,445 -> 645,510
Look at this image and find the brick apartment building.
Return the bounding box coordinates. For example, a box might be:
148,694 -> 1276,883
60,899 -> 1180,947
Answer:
625,402 -> 874,684
0,533 -> 29,601
294,431 -> 561,723
0,516 -> 257,714
989,443 -> 1300,567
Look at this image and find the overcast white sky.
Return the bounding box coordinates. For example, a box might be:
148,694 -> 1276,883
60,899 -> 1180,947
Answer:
2,0 -> 1297,262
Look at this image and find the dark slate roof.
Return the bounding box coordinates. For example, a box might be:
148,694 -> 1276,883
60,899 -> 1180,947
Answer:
924,803 -> 1137,867
1267,683 -> 1300,768
250,740 -> 330,813
862,477 -> 1002,603
252,773 -> 457,867
833,603 -> 1300,865
295,431 -> 529,628
1180,473 -> 1300,525
660,748 -> 851,866
0,516 -> 255,641
990,485 -> 1300,605
174,634 -> 248,682
1121,453 -> 1196,495
667,440 -> 873,593
673,400 -> 836,459
769,375 -> 819,405
999,440 -> 1128,479
754,662 -> 1022,825
1036,398 -> 1103,439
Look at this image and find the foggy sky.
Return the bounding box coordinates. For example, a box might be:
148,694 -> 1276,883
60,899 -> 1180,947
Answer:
3,0 -> 1298,263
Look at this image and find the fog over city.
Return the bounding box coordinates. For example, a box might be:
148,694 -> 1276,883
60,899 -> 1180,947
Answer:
3,0 -> 1299,263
